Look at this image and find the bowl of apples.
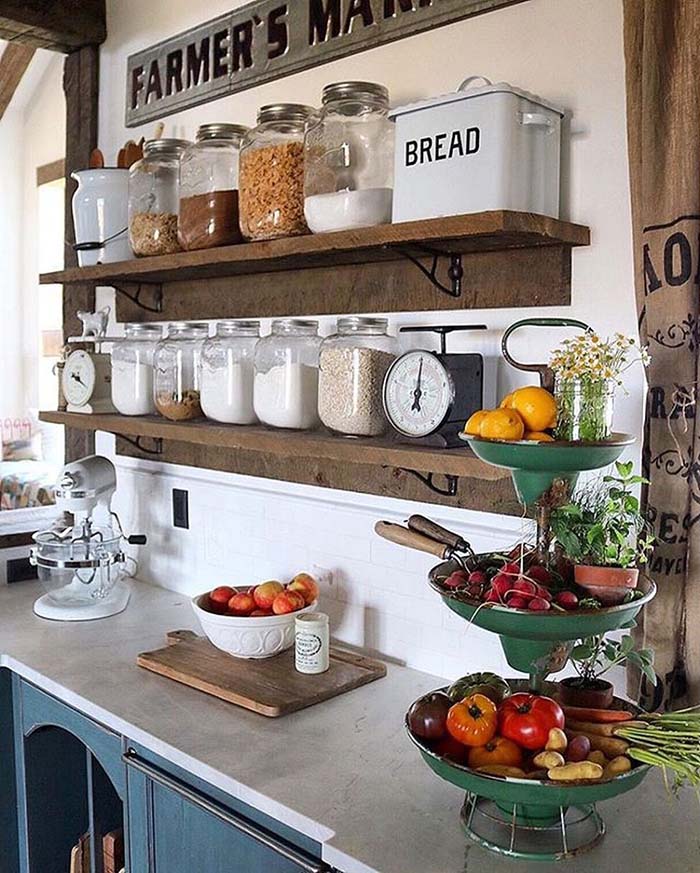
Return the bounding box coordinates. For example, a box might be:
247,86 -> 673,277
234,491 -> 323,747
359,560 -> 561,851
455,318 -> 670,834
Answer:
192,573 -> 319,659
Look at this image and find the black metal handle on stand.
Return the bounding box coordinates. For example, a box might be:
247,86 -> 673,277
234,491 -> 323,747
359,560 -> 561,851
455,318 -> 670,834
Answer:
400,324 -> 488,354
500,318 -> 592,392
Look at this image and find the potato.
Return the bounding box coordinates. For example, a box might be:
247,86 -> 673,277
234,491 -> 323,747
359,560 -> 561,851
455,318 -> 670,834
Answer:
566,730 -> 629,758
567,734 -> 591,762
545,727 -> 568,752
533,750 -> 566,769
587,750 -> 607,766
476,765 -> 526,778
547,761 -> 604,782
604,756 -> 632,779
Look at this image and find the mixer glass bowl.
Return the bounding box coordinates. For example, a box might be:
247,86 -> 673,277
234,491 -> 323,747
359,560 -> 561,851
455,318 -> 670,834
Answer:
32,525 -> 124,607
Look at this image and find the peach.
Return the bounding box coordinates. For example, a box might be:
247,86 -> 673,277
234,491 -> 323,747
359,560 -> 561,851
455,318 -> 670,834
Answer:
208,586 -> 236,614
287,573 -> 319,605
253,580 -> 284,610
228,592 -> 256,616
272,589 -> 306,615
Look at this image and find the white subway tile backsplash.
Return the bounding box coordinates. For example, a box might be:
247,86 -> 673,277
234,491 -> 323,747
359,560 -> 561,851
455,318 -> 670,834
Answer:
116,457 -> 530,682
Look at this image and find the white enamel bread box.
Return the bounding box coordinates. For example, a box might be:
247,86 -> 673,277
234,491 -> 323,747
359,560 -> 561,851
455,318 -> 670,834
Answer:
389,76 -> 565,222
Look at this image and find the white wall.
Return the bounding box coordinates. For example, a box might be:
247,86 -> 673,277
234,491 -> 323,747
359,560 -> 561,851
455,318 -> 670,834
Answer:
98,0 -> 640,679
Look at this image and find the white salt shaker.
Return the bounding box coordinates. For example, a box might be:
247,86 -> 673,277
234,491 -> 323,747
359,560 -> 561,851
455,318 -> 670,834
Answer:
295,612 -> 330,674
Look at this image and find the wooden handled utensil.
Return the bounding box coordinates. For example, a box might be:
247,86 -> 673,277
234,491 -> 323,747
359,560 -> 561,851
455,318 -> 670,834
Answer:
374,521 -> 451,560
88,148 -> 104,169
407,514 -> 472,554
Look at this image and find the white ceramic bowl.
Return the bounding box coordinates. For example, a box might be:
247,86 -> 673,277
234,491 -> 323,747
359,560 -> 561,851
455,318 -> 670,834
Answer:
192,592 -> 318,659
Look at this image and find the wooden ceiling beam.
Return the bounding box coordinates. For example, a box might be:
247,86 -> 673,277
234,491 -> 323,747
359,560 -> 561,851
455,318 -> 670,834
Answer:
0,42 -> 35,120
0,1 -> 106,53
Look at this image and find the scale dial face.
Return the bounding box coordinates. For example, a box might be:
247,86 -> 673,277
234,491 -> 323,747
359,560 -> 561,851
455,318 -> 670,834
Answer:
62,350 -> 96,407
383,350 -> 455,438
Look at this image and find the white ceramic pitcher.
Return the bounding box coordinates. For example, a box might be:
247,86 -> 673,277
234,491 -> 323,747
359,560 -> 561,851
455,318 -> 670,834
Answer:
71,169 -> 132,266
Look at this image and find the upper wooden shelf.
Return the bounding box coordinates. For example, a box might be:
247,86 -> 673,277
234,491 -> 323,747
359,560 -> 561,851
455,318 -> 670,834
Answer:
41,211 -> 589,286
40,411 -> 519,514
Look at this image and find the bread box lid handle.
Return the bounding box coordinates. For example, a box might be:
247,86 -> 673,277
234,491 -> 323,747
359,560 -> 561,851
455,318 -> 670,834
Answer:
458,75 -> 493,91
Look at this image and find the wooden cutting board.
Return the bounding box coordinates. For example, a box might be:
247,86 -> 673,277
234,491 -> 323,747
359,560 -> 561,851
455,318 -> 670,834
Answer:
137,630 -> 386,717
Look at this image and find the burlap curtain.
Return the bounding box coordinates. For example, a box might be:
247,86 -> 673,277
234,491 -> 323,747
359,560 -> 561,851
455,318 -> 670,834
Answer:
624,0 -> 700,707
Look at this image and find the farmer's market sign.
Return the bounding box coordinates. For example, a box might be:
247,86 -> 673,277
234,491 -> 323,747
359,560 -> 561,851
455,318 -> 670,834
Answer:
126,0 -> 525,126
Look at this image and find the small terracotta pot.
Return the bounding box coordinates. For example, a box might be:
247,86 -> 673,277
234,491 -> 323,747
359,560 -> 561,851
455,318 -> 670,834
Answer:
574,564 -> 639,607
559,676 -> 615,709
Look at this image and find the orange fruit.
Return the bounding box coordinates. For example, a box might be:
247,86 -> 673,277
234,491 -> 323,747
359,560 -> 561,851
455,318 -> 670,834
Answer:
499,392 -> 515,409
524,431 -> 555,442
464,410 -> 490,436
479,409 -> 525,441
509,387 -> 557,432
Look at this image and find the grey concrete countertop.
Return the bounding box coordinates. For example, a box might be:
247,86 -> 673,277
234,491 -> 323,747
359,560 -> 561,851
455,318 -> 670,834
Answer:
0,579 -> 697,873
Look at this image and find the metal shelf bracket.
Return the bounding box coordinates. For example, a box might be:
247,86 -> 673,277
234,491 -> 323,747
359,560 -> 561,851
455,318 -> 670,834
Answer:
113,282 -> 163,314
390,245 -> 463,298
396,468 -> 459,497
118,435 -> 163,456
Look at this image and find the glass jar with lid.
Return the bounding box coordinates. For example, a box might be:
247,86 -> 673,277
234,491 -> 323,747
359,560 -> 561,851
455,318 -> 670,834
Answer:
111,323 -> 162,416
304,82 -> 393,233
178,124 -> 249,251
128,138 -> 190,257
153,322 -> 208,421
254,320 -> 322,429
200,320 -> 260,424
239,104 -> 316,241
318,317 -> 397,437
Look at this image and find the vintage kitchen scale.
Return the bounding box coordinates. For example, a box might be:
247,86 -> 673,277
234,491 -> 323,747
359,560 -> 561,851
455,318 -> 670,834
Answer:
382,324 -> 490,447
376,318 -> 656,860
60,307 -> 117,413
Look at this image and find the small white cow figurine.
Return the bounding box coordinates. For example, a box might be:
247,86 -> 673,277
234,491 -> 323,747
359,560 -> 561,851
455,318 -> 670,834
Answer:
77,306 -> 110,338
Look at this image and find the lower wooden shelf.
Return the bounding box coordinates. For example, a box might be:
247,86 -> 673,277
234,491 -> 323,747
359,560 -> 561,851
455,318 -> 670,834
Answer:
41,411 -> 519,513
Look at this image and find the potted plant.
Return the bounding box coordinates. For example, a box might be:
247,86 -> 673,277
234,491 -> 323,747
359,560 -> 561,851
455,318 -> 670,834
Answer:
550,461 -> 655,605
560,633 -> 656,708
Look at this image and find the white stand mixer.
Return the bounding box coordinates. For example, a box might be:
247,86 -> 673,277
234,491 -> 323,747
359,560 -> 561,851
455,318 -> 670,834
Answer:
30,456 -> 146,621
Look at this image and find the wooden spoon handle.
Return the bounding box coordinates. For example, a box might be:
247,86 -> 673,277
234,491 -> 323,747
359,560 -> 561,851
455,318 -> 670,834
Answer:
88,148 -> 104,169
374,521 -> 448,559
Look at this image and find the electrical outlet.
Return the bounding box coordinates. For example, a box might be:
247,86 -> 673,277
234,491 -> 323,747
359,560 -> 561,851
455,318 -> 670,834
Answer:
172,489 -> 189,529
311,564 -> 334,595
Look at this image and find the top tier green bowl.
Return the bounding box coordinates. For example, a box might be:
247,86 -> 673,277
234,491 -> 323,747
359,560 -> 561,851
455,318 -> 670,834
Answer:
462,433 -> 635,505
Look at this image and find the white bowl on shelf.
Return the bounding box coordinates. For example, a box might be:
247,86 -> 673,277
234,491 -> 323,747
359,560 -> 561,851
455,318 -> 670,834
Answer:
191,592 -> 318,659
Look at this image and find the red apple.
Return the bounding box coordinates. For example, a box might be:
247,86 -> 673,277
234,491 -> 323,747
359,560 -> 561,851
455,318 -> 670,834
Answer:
253,580 -> 284,609
272,589 -> 306,615
228,592 -> 256,616
287,573 -> 319,605
208,586 -> 236,614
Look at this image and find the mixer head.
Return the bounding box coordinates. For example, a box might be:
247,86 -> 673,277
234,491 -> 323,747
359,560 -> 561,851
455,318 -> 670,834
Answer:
54,455 -> 117,519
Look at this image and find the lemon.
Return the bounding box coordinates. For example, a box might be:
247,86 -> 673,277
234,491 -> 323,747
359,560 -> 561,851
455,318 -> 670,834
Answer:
479,408 -> 525,441
524,431 -> 555,442
464,410 -> 490,436
499,392 -> 515,409
510,386 -> 557,432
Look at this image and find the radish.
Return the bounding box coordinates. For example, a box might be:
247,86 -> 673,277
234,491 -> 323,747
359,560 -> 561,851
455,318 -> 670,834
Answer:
555,590 -> 579,610
528,596 -> 551,611
514,578 -> 537,597
506,594 -> 530,609
528,565 -> 552,585
485,588 -> 502,603
468,570 -> 489,587
444,570 -> 469,589
491,573 -> 511,598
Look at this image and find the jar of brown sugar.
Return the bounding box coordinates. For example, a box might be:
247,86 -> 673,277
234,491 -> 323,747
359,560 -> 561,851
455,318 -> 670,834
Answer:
239,104 -> 316,241
153,322 -> 208,421
178,123 -> 249,251
128,138 -> 190,257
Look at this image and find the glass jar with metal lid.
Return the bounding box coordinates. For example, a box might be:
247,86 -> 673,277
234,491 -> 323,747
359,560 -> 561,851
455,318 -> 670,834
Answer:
110,323 -> 162,416
318,317 -> 397,437
304,82 -> 393,233
128,138 -> 190,257
200,320 -> 260,424
239,104 -> 316,241
254,319 -> 322,429
153,322 -> 208,421
178,124 -> 249,251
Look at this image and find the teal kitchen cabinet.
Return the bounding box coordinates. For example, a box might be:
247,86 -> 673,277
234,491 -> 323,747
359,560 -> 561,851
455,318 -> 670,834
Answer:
124,743 -> 328,873
13,677 -> 125,873
6,678 -> 331,873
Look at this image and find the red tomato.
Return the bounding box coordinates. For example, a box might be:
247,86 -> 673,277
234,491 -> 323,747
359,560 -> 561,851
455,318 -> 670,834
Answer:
498,693 -> 564,751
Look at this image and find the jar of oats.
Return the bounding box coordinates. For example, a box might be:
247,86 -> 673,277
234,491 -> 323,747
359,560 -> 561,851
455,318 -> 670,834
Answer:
153,322 -> 208,421
239,104 -> 316,241
128,138 -> 190,257
318,317 -> 397,437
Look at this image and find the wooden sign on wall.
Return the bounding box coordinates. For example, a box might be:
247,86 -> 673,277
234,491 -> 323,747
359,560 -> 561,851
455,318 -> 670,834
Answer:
126,0 -> 526,126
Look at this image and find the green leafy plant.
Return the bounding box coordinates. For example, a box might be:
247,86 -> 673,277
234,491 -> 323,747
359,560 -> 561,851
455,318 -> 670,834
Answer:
570,633 -> 657,687
551,461 -> 655,568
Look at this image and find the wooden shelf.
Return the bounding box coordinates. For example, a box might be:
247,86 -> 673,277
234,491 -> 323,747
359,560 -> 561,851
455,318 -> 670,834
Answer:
40,411 -> 519,514
43,211 -> 589,323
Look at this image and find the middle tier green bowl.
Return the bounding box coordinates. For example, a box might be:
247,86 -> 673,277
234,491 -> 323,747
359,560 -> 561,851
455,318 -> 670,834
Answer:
429,563 -> 656,675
